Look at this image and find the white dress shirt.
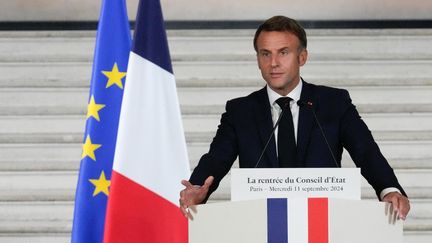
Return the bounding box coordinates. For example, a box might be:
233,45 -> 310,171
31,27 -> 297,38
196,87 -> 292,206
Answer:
266,79 -> 302,149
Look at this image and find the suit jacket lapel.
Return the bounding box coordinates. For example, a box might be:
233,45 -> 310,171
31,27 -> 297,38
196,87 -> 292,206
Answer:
297,81 -> 316,164
254,87 -> 278,167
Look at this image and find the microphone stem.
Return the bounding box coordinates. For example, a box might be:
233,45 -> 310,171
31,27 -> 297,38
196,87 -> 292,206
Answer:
310,108 -> 339,167
254,107 -> 286,168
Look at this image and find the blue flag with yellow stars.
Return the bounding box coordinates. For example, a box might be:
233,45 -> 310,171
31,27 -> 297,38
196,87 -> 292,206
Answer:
71,0 -> 131,242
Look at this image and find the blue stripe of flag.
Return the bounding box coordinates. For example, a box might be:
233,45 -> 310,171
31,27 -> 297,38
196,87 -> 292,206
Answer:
267,198 -> 288,243
132,0 -> 173,74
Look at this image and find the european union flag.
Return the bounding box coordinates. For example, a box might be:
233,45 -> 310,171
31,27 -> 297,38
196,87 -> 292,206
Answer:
71,0 -> 131,242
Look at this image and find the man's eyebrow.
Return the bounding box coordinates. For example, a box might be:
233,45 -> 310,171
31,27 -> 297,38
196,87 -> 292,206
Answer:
278,47 -> 290,52
258,48 -> 270,53
258,47 -> 291,52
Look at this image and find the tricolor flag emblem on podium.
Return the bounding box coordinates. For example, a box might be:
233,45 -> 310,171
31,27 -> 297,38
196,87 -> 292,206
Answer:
267,198 -> 328,243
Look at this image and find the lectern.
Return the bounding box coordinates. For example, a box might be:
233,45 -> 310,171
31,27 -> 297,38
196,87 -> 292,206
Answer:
189,168 -> 403,242
188,198 -> 402,243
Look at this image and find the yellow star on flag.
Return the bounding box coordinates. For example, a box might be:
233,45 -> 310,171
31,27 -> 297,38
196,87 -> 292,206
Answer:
89,171 -> 111,196
86,95 -> 106,121
102,62 -> 126,89
81,135 -> 102,161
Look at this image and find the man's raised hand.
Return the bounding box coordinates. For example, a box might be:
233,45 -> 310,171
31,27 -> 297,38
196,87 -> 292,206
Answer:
179,176 -> 214,217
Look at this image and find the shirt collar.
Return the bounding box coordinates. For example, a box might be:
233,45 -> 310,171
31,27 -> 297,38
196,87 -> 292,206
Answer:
266,78 -> 303,107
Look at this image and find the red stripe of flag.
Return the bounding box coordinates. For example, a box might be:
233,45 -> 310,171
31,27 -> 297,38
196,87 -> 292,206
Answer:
104,171 -> 188,243
308,198 -> 329,243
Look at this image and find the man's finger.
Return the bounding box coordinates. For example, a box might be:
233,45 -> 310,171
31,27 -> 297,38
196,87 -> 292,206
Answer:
180,205 -> 189,217
181,179 -> 194,188
385,202 -> 390,216
202,176 -> 214,189
398,197 -> 410,220
179,188 -> 186,198
391,196 -> 400,214
387,203 -> 394,224
392,207 -> 397,224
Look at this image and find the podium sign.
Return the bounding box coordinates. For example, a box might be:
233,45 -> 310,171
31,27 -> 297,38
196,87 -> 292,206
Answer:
231,168 -> 361,201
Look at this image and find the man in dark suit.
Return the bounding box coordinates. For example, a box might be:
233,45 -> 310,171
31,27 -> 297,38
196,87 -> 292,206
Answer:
179,16 -> 410,219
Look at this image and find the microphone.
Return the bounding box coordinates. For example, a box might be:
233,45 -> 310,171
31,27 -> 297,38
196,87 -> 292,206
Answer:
253,102 -> 289,168
297,100 -> 340,168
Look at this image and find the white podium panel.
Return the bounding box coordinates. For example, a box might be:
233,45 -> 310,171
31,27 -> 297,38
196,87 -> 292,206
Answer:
189,200 -> 267,243
329,199 -> 403,243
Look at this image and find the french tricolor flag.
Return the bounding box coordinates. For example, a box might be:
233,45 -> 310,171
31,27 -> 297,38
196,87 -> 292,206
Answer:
103,0 -> 190,242
268,198 -> 328,243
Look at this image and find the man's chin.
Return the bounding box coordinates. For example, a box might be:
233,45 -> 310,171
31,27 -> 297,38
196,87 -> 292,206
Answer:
267,81 -> 288,90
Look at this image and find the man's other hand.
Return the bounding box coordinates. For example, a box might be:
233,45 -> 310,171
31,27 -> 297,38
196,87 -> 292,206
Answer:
383,191 -> 410,220
179,176 -> 214,217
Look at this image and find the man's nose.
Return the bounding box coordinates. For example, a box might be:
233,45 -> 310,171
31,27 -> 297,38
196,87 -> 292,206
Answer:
271,55 -> 279,67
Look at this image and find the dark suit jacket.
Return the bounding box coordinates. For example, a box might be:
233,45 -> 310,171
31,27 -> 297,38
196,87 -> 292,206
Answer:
189,81 -> 406,199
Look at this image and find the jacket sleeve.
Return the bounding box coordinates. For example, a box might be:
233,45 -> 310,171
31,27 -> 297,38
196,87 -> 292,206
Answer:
189,100 -> 239,202
339,90 -> 407,198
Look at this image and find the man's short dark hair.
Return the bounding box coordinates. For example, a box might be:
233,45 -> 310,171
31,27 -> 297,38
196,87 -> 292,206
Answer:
253,16 -> 307,52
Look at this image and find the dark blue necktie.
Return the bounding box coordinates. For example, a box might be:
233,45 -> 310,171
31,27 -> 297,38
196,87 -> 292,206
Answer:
276,97 -> 297,167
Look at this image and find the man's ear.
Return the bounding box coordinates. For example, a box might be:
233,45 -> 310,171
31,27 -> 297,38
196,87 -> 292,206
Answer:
256,53 -> 263,70
298,49 -> 308,66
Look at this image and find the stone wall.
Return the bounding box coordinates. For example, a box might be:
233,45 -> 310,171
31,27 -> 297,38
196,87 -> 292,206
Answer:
0,0 -> 431,21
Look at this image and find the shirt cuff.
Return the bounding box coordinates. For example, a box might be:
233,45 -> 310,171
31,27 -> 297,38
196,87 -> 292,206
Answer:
380,187 -> 401,200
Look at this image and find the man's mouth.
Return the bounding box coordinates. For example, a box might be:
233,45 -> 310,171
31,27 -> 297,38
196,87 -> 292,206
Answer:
270,72 -> 283,78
